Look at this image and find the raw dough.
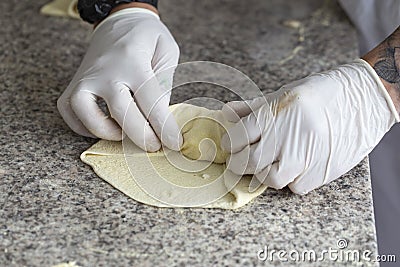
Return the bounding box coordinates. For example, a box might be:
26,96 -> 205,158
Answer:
170,104 -> 230,164
81,104 -> 267,209
41,0 -> 80,19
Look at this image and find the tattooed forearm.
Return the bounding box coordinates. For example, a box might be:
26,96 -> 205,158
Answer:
374,47 -> 400,84
362,26 -> 400,113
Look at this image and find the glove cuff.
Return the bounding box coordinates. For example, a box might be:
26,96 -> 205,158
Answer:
93,7 -> 160,35
354,58 -> 400,123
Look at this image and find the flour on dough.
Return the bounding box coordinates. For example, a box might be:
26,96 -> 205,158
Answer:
81,103 -> 267,209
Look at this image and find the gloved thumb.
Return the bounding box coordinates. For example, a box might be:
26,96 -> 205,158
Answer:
221,96 -> 268,122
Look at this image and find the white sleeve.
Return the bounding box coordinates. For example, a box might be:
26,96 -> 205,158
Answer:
338,0 -> 400,55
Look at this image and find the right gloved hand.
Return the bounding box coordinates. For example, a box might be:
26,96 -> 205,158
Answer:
221,59 -> 399,194
57,8 -> 182,152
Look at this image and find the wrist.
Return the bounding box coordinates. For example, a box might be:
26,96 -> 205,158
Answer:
78,0 -> 159,26
355,59 -> 400,123
362,26 -> 400,114
94,3 -> 159,28
362,56 -> 400,113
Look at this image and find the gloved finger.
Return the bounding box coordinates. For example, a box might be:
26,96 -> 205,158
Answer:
221,105 -> 271,153
262,160 -> 304,190
135,78 -> 183,151
104,83 -> 162,152
152,36 -> 179,97
57,94 -> 97,138
288,168 -> 323,195
288,176 -> 313,195
221,97 -> 267,123
225,146 -> 251,175
132,61 -> 182,151
152,34 -> 182,151
226,136 -> 275,175
151,33 -> 180,76
70,89 -> 122,141
151,42 -> 182,150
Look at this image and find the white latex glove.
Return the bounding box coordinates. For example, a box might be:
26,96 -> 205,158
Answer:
57,8 -> 182,152
221,59 -> 399,194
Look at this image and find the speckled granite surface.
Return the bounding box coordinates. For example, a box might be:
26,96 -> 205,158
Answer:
0,0 -> 378,266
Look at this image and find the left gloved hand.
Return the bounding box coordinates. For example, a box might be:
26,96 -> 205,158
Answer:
221,59 -> 399,194
57,8 -> 182,152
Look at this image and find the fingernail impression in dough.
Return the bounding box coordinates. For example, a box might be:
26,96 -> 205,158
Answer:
80,104 -> 268,209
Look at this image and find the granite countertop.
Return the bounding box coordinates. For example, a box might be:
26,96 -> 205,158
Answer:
0,0 -> 378,266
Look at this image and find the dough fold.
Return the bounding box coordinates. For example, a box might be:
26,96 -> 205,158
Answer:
81,104 -> 267,209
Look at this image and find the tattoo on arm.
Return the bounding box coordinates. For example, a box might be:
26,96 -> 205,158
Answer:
372,27 -> 400,86
374,47 -> 400,84
365,26 -> 400,112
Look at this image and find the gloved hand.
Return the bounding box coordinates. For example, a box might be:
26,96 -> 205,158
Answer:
221,59 -> 399,194
57,8 -> 182,152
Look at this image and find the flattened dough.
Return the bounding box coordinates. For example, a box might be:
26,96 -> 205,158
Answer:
81,104 -> 267,209
41,0 -> 80,19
